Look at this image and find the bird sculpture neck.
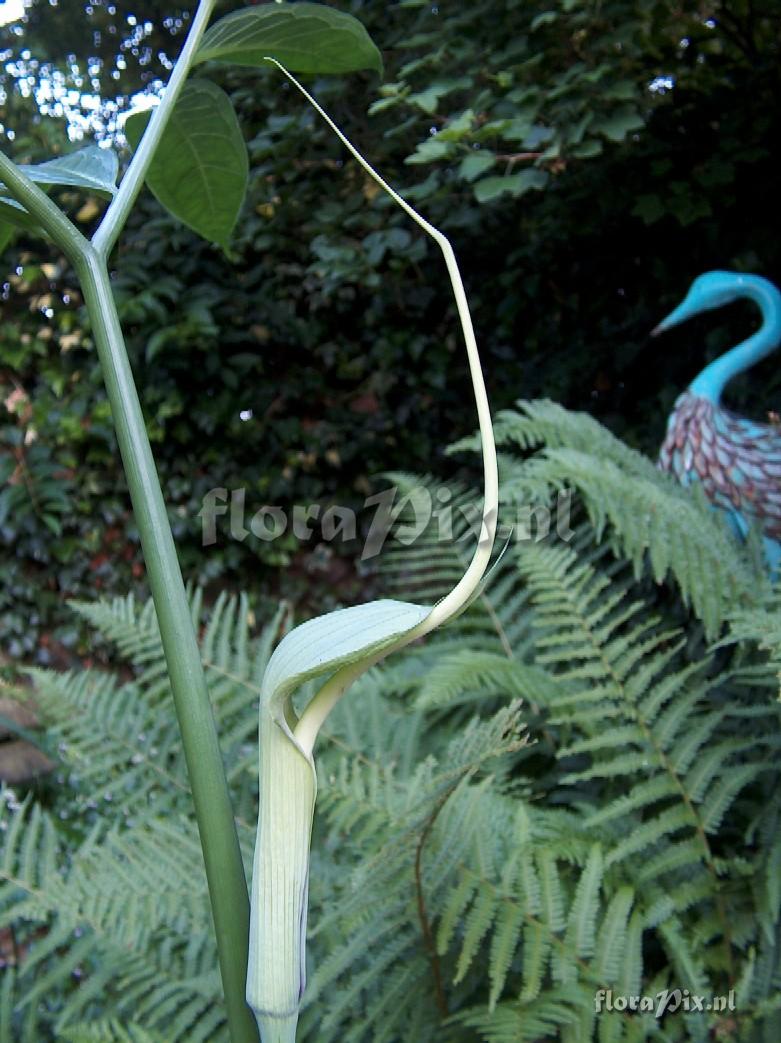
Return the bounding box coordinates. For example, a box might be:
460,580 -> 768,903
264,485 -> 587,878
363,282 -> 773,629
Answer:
689,274 -> 781,403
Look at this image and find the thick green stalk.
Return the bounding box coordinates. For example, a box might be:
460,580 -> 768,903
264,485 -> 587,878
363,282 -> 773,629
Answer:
0,144 -> 259,1030
76,247 -> 259,1043
0,7 -> 258,1036
0,6 -> 259,1035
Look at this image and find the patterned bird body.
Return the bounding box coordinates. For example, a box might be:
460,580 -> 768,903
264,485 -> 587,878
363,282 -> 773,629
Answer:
656,271 -> 781,574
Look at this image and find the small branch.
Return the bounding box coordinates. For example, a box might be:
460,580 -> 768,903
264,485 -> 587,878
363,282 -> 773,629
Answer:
10,923 -> 19,968
92,0 -> 216,260
495,151 -> 543,163
11,443 -> 40,514
414,780 -> 462,1021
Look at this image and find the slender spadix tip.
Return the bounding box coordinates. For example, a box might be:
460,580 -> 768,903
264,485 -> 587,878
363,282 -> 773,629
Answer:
650,323 -> 663,337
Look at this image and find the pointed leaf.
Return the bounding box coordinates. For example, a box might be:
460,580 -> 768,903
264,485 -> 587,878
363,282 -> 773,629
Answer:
125,79 -> 248,249
0,146 -> 118,236
17,145 -> 118,197
194,2 -> 383,76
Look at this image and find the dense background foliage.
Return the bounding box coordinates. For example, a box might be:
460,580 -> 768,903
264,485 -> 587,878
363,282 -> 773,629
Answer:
0,0 -> 779,661
1,4 -> 781,1040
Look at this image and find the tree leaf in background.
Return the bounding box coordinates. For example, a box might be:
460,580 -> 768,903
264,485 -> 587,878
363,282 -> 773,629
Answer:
474,169 -> 549,203
194,2 -> 383,76
593,107 -> 645,142
125,79 -> 248,250
459,152 -> 496,182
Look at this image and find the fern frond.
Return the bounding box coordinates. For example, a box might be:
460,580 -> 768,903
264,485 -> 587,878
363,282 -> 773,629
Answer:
59,1021 -> 169,1043
69,588 -> 282,719
68,593 -> 167,676
4,429 -> 777,1043
453,987 -> 588,1042
452,399 -> 767,636
593,886 -> 635,983
25,667 -> 190,815
65,817 -> 210,951
414,649 -> 558,711
564,842 -> 603,960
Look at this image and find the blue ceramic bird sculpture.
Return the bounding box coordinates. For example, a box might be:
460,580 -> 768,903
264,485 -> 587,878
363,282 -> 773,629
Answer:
656,271 -> 781,574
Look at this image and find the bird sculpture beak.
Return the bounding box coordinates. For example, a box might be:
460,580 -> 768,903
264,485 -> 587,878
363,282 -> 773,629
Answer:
651,296 -> 697,337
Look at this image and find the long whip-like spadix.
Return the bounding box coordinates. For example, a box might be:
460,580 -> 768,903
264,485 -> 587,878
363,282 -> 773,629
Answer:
246,61 -> 499,1043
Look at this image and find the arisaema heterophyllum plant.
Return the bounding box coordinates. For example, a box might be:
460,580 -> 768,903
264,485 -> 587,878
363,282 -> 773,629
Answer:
244,63 -> 499,1043
0,5 -> 497,1043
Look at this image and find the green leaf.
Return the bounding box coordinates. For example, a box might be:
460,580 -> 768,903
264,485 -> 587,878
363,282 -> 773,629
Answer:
42,512 -> 63,536
0,196 -> 42,232
408,85 -> 451,115
632,193 -> 665,224
0,220 -> 13,253
594,107 -> 644,142
194,2 -> 382,76
522,124 -> 555,149
570,139 -> 603,159
604,80 -> 638,101
459,152 -> 496,182
407,80 -> 472,116
436,108 -> 476,141
0,146 -> 118,236
125,79 -> 248,249
18,145 -> 119,197
474,169 -> 549,203
404,137 -> 453,165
